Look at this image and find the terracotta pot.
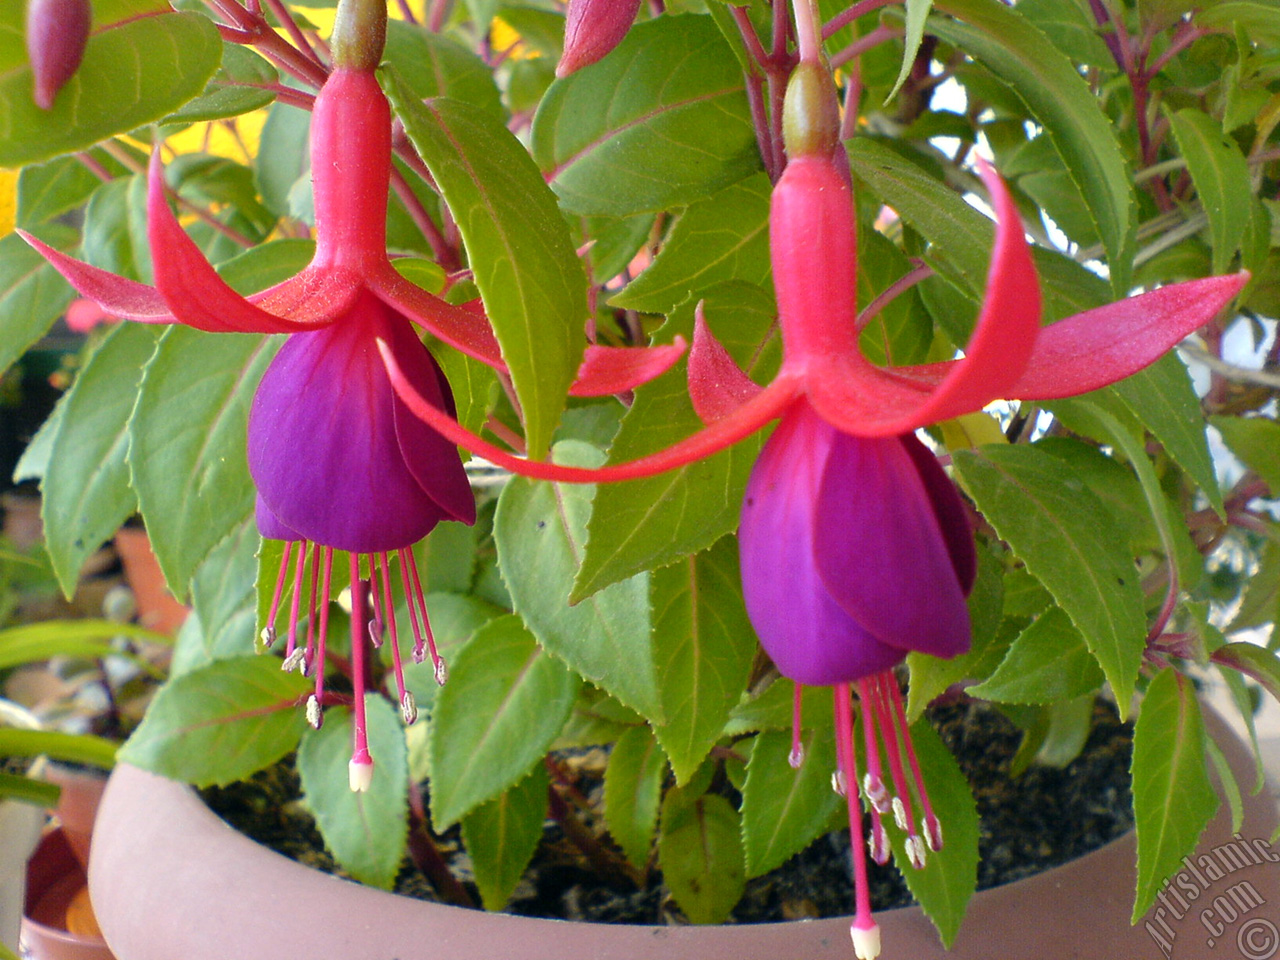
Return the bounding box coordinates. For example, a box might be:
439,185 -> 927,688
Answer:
111,528 -> 188,635
43,764 -> 108,874
22,828 -> 115,960
89,707 -> 1278,960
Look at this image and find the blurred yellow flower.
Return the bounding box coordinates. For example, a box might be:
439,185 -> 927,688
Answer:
0,168 -> 17,237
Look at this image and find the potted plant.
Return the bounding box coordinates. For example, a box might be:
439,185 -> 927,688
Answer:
3,0 -> 1279,957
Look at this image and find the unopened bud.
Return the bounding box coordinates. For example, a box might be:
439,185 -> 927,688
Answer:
348,755 -> 374,792
330,0 -> 387,71
782,61 -> 841,159
401,690 -> 418,725
305,694 -> 323,729
556,0 -> 642,77
25,0 -> 91,111
433,657 -> 448,686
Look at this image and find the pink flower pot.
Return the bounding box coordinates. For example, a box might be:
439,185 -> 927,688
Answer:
88,707 -> 1278,960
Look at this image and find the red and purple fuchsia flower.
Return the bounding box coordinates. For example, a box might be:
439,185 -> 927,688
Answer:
19,1 -> 680,792
381,7 -> 1246,957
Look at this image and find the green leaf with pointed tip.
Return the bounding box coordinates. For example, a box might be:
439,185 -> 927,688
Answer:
462,764 -> 550,911
724,677 -> 833,737
887,0 -> 935,101
297,699 -> 408,889
41,323 -> 157,596
952,444 -> 1147,716
1213,642 -> 1280,704
531,14 -> 760,217
495,441 -> 661,720
573,284 -> 774,600
968,606 -> 1104,704
659,787 -> 745,924
610,174 -> 772,315
386,73 -> 587,460
1168,109 -> 1252,274
17,149 -> 131,228
650,539 -> 757,785
877,718 -> 979,948
161,43 -> 277,125
0,12 -> 222,167
119,655 -> 309,786
741,726 -> 839,878
1212,415 -> 1280,496
130,328 -> 279,600
180,520 -> 259,675
0,227 -> 77,376
1131,669 -> 1219,922
929,0 -> 1136,292
428,614 -> 578,828
603,725 -> 666,871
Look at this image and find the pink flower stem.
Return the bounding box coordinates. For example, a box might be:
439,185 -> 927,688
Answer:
312,546 -> 335,705
284,541 -> 308,659
73,151 -> 113,182
348,555 -> 373,778
870,673 -> 921,859
822,0 -> 897,40
834,684 -> 877,942
789,682 -> 805,767
885,676 -> 941,851
405,548 -> 446,684
830,23 -> 898,71
394,0 -> 418,24
398,547 -> 428,663
378,553 -> 415,723
304,543 -> 322,672
389,165 -> 459,272
263,540 -> 294,645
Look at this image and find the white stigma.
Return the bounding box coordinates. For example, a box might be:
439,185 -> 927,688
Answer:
348,757 -> 374,792
851,922 -> 881,960
305,694 -> 323,729
892,796 -> 908,830
401,691 -> 418,725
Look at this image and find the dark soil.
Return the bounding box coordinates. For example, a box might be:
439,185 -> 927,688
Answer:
202,698 -> 1134,925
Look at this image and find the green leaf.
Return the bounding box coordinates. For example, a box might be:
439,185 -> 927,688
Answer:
1213,642 -> 1280,704
650,540 -> 757,784
0,12 -> 223,167
1168,109 -> 1253,274
81,176 -> 145,280
1131,669 -> 1218,922
573,285 -> 773,599
386,74 -> 587,460
494,442 -> 661,720
877,719 -> 979,948
967,606 -> 1105,704
658,787 -> 745,924
384,21 -> 504,122
181,520 -> 259,674
531,14 -> 761,216
952,444 -> 1148,716
1212,415 -> 1280,495
130,328 -> 279,599
119,654 -> 309,786
0,729 -> 117,769
41,323 -> 158,595
1031,694 -> 1095,767
603,725 -> 666,871
297,699 -> 408,889
930,0 -> 1136,292
427,614 -> 578,828
1196,2 -> 1280,44
254,97 -> 311,222
610,174 -> 772,315
17,149 -> 129,228
461,764 -> 550,910
161,43 -> 277,125
887,0 -> 935,101
741,726 -> 839,878
0,619 -> 170,671
0,228 -> 77,375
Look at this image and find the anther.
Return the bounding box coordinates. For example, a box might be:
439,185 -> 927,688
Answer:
831,769 -> 847,797
282,648 -> 307,673
869,824 -> 890,865
906,835 -> 927,870
367,618 -> 383,649
925,815 -> 943,852
260,626 -> 277,647
863,773 -> 891,814
305,694 -> 323,729
434,658 -> 448,686
401,690 -> 418,725
788,742 -> 806,769
892,796 -> 908,831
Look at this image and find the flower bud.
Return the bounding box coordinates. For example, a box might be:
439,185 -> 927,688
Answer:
782,61 -> 841,159
25,0 -> 91,111
331,0 -> 387,72
556,0 -> 642,77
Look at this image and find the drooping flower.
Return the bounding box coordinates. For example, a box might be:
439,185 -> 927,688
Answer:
380,31 -> 1248,957
20,0 -> 682,790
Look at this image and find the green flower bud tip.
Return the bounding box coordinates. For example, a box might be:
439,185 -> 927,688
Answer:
782,61 -> 841,159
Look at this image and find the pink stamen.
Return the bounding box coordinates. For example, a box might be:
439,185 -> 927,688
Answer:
262,540 -> 293,647
885,671 -> 942,851
379,552 -> 416,724
347,554 -> 374,792
397,547 -> 428,664
405,547 -> 446,684
870,672 -> 924,868
283,540 -> 308,661
789,682 -> 805,768
856,677 -> 891,814
304,542 -> 322,675
834,683 -> 879,958
367,554 -> 385,650
310,547 -> 335,725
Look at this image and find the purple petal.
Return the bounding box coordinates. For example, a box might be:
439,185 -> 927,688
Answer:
255,496 -> 303,542
739,405 -> 907,685
248,291 -> 472,553
811,424 -> 970,661
899,433 -> 976,594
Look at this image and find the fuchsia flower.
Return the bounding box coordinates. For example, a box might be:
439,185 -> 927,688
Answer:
21,29 -> 681,790
556,0 -> 643,76
25,0 -> 91,111
381,52 -> 1247,960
